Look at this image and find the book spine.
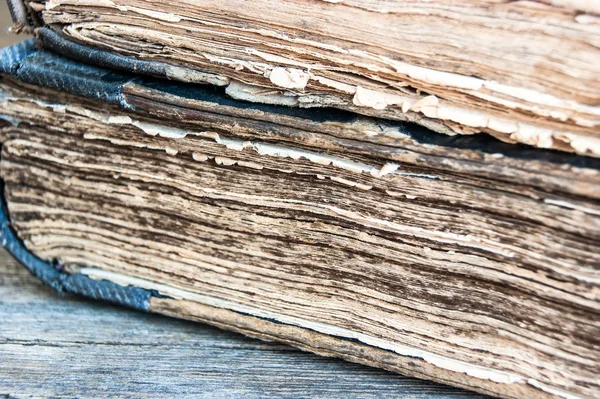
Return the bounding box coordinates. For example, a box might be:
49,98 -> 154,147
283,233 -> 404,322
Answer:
6,0 -> 35,33
0,38 -> 132,106
0,182 -> 158,311
37,28 -> 184,82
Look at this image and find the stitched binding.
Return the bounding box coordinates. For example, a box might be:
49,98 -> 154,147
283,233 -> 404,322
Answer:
0,181 -> 154,311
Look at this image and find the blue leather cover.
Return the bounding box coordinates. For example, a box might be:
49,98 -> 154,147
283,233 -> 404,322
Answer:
0,187 -> 153,311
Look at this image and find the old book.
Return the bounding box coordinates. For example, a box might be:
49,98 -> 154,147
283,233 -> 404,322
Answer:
0,41 -> 598,399
7,0 -> 600,157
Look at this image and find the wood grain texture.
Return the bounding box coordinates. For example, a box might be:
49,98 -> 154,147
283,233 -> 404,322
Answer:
0,248 -> 486,399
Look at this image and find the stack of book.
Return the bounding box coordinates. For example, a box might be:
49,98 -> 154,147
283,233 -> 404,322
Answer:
2,1 -> 599,398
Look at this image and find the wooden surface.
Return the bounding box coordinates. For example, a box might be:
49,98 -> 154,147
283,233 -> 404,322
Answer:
0,248 -> 486,398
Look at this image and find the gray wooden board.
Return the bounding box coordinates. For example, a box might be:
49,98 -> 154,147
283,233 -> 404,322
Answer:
0,248 -> 488,398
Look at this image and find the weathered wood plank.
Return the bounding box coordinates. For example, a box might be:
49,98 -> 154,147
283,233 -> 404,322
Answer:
0,248 -> 486,398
